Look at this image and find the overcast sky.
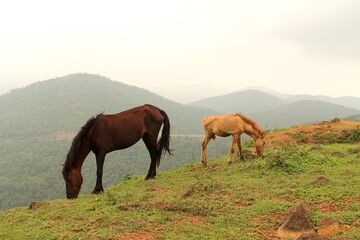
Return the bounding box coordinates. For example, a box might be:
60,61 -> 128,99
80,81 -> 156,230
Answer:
1,0 -> 359,98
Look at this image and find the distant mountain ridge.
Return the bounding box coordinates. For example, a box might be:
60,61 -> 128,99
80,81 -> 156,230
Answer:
237,86 -> 291,99
189,89 -> 360,128
150,85 -> 232,104
190,90 -> 286,113
285,94 -> 360,110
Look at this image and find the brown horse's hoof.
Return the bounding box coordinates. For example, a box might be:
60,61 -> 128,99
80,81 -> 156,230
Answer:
228,161 -> 233,166
67,194 -> 78,199
145,175 -> 156,180
91,189 -> 104,195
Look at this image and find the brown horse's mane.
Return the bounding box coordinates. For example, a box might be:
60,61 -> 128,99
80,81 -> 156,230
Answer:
64,115 -> 99,169
235,113 -> 263,136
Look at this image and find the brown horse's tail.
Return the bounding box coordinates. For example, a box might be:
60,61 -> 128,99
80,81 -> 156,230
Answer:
157,109 -> 172,167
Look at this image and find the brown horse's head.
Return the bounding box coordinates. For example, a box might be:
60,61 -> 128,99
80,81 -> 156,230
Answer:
62,165 -> 83,199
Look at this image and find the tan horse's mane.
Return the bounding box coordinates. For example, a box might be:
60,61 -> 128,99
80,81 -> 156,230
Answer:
234,113 -> 263,136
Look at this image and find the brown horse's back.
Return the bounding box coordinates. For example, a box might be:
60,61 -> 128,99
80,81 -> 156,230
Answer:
87,104 -> 165,152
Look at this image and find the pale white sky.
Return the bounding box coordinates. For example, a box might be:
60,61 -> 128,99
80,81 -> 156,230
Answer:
1,0 -> 359,98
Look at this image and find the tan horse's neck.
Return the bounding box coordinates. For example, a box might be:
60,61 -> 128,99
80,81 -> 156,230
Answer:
235,114 -> 263,139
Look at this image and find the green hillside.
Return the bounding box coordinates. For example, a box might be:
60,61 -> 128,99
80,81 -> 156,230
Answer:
1,139 -> 359,239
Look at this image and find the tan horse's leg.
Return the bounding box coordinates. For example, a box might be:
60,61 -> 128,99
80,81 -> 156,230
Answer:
229,134 -> 238,165
201,135 -> 211,166
237,134 -> 245,160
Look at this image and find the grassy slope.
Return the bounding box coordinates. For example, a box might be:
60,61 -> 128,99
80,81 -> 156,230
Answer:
1,142 -> 359,240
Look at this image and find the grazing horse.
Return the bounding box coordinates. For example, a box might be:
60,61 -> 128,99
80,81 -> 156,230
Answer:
201,114 -> 265,166
62,104 -> 172,199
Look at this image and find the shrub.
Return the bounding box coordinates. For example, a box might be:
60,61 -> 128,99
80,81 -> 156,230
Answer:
314,131 -> 338,144
340,127 -> 360,143
286,131 -> 309,143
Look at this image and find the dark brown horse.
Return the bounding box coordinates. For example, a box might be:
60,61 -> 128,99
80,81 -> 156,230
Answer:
62,104 -> 172,199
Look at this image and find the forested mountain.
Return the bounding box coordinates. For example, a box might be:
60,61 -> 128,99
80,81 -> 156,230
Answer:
0,73 -> 217,140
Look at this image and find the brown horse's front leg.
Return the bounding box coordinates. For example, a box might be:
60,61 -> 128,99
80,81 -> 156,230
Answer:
92,152 -> 105,194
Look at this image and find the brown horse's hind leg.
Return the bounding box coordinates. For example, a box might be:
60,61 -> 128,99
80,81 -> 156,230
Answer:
142,134 -> 158,180
92,152 -> 105,194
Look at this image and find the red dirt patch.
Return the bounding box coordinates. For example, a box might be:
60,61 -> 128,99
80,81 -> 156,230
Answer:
117,230 -> 160,240
174,215 -> 204,227
315,198 -> 360,213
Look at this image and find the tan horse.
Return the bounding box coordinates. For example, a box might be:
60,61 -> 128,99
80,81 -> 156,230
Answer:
201,114 -> 265,166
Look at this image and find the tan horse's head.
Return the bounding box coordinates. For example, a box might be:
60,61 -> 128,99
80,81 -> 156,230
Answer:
255,131 -> 266,157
